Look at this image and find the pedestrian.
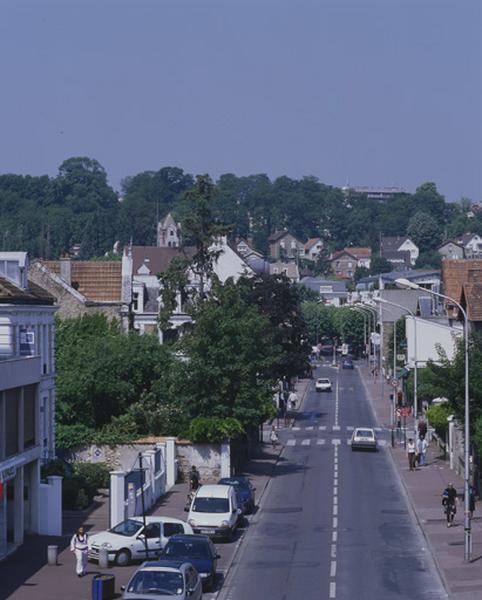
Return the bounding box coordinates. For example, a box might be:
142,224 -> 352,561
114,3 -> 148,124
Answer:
442,483 -> 457,527
189,465 -> 200,492
418,419 -> 427,439
407,438 -> 416,471
416,435 -> 428,466
288,390 -> 298,411
70,526 -> 89,577
270,426 -> 279,449
469,484 -> 476,520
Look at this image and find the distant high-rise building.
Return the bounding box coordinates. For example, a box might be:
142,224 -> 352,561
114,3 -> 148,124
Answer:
342,186 -> 405,201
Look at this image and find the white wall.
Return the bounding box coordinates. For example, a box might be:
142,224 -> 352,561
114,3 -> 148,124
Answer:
405,316 -> 462,367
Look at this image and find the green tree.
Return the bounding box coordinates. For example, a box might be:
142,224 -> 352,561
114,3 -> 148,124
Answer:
301,302 -> 336,343
370,255 -> 392,275
407,211 -> 443,252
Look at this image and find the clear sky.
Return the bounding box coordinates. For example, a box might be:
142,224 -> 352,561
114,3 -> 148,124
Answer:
1,0 -> 481,201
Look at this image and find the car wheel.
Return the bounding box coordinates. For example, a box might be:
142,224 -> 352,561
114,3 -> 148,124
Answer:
115,548 -> 131,566
224,528 -> 233,543
207,571 -> 216,592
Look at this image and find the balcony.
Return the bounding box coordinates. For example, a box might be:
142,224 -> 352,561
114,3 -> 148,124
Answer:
0,355 -> 41,391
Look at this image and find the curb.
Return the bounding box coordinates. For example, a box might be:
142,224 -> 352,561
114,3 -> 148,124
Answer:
358,365 -> 450,598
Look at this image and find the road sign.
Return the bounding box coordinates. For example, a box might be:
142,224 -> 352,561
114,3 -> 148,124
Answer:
396,354 -> 406,362
399,407 -> 411,417
391,379 -> 398,388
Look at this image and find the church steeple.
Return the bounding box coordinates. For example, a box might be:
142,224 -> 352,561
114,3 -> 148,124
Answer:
157,213 -> 182,247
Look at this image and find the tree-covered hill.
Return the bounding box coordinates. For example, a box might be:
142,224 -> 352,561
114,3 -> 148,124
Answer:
0,156 -> 477,260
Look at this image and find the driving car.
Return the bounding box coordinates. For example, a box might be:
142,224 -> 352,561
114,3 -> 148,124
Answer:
88,516 -> 193,566
315,377 -> 332,392
351,427 -> 377,451
187,484 -> 241,541
218,476 -> 256,514
121,560 -> 202,600
342,358 -> 354,369
160,534 -> 220,591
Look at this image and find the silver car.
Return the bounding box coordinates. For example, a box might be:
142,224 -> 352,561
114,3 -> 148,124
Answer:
351,427 -> 377,451
121,560 -> 202,600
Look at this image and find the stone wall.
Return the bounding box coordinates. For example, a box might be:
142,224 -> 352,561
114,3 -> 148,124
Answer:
176,441 -> 231,484
71,443 -> 158,471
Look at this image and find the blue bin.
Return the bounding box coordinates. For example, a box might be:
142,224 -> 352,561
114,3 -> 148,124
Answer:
91,574 -> 115,600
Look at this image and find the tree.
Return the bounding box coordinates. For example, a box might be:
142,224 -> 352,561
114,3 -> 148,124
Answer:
331,307 -> 365,356
415,250 -> 442,269
175,281 -> 281,427
407,211 -> 443,252
301,302 -> 337,343
370,255 -> 392,275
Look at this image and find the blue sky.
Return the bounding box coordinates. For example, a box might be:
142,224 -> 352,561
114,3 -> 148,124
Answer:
1,0 -> 481,200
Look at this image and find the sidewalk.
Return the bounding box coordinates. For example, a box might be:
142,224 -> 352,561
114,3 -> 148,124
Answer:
359,363 -> 482,600
0,378 -> 311,600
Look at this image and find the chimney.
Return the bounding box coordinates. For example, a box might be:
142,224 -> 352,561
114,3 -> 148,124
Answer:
59,256 -> 71,286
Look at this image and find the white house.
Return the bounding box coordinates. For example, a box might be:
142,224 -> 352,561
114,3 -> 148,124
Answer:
405,316 -> 463,368
458,233 -> 482,258
0,252 -> 60,560
303,238 -> 324,261
124,238 -> 254,340
381,236 -> 419,266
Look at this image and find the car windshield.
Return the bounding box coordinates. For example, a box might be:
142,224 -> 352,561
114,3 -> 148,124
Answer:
356,430 -> 374,438
192,497 -> 229,513
219,478 -> 249,489
109,519 -> 143,537
127,570 -> 184,595
165,540 -> 210,560
318,379 -> 329,384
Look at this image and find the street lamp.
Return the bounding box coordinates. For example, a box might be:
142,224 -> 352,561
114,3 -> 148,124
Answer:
395,277 -> 471,562
374,297 -> 418,432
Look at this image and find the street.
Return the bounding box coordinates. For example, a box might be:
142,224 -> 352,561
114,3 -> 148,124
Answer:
218,362 -> 446,600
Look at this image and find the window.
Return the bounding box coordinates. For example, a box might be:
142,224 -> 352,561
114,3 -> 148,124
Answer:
24,385 -> 36,448
133,292 -> 140,312
164,522 -> 184,537
170,230 -> 174,236
144,522 -> 160,539
348,262 -> 353,268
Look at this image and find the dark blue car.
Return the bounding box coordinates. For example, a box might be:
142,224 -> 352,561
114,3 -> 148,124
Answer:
218,476 -> 256,514
159,534 -> 220,591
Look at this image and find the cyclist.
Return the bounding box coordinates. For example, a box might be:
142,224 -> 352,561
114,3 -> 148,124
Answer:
442,483 -> 458,527
189,465 -> 201,492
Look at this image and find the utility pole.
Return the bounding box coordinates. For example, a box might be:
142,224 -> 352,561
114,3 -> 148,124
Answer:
138,453 -> 150,561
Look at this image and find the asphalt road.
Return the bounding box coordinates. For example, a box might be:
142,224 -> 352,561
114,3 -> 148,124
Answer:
218,361 -> 447,600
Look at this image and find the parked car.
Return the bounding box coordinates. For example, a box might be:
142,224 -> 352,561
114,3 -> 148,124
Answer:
342,358 -> 354,369
315,377 -> 332,392
187,484 -> 241,541
121,560 -> 202,600
160,534 -> 220,591
88,516 -> 193,566
351,427 -> 377,451
218,476 -> 256,514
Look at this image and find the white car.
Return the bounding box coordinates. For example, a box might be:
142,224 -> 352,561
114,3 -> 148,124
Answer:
351,427 -> 377,451
187,484 -> 241,542
315,377 -> 332,392
88,516 -> 193,566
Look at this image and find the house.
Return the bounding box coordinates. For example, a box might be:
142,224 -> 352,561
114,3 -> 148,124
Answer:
460,271 -> 482,332
303,238 -> 324,261
0,252 -> 61,560
356,269 -> 441,294
235,238 -> 264,261
299,277 -> 348,306
268,262 -> 300,283
438,240 -> 465,261
268,230 -> 304,261
405,316 -> 462,368
457,233 -> 482,258
330,250 -> 358,279
157,213 -> 182,248
381,236 -> 419,266
441,259 -> 482,319
125,237 -> 254,340
344,247 -> 372,270
29,258 -> 131,333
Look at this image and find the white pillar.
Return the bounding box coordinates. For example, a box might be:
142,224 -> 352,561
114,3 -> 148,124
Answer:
220,442 -> 231,478
29,460 -> 41,534
165,438 -> 176,490
157,443 -> 167,495
46,475 -> 62,535
110,471 -> 126,528
13,466 -> 24,545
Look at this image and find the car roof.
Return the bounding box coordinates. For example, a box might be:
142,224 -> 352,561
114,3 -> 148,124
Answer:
318,377 -> 330,382
195,484 -> 232,498
139,560 -> 187,571
167,534 -> 210,543
219,476 -> 249,484
131,516 -> 186,525
354,427 -> 375,434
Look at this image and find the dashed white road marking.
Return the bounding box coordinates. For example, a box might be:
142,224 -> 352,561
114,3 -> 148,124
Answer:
333,505 -> 338,516
287,439 -> 296,446
306,426 -> 314,431
301,438 -> 310,446
332,439 -> 341,446
332,531 -> 338,542
319,425 -> 327,431
332,425 -> 341,431
330,560 -> 337,577
346,426 -> 354,431
292,426 -> 300,431
333,517 -> 338,528
316,438 -> 326,445
330,581 -> 336,598
331,544 -> 337,558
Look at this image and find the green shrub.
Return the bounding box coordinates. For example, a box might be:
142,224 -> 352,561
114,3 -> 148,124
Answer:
72,462 -> 110,497
41,458 -> 69,479
187,417 -> 245,443
75,488 -> 90,511
426,402 -> 452,435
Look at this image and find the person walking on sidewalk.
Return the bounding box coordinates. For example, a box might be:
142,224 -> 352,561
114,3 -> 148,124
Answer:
407,438 -> 416,471
70,526 -> 89,577
442,483 -> 458,527
469,484 -> 476,520
270,426 -> 279,449
416,435 -> 428,466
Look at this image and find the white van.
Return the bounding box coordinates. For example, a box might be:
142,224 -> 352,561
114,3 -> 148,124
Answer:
187,484 -> 241,541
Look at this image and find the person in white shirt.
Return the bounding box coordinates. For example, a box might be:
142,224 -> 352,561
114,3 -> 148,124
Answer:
70,526 -> 89,577
416,435 -> 428,466
407,438 -> 416,471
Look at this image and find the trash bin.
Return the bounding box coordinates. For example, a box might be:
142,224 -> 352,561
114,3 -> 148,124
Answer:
91,574 -> 115,600
47,545 -> 58,566
98,547 -> 109,569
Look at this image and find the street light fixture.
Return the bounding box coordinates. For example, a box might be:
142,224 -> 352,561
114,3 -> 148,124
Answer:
395,277 -> 472,562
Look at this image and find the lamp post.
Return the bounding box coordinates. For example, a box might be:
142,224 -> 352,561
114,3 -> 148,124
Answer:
374,297 -> 418,432
395,277 -> 471,562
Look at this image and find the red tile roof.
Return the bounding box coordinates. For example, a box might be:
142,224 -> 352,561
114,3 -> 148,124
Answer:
442,259 -> 482,318
344,247 -> 371,258
131,246 -> 196,276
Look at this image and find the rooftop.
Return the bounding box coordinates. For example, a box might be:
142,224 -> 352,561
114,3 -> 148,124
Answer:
0,276 -> 55,305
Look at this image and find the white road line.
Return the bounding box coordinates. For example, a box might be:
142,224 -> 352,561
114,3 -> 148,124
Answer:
346,439 -> 351,445
346,426 -> 354,431
332,517 -> 338,528
330,582 -> 336,598
333,486 -> 338,496
330,560 -> 337,577
333,505 -> 338,516
334,478 -> 338,487
332,439 -> 341,445
287,439 -> 296,446
332,425 -> 341,431
333,496 -> 338,505
306,426 -> 314,431
292,426 -> 300,431
331,544 -> 337,558
332,531 -> 338,543
316,438 -> 326,445
319,425 -> 327,431
301,438 -> 310,446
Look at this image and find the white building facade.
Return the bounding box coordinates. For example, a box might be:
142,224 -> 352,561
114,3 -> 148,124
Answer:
0,252 -> 59,560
